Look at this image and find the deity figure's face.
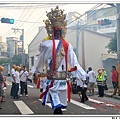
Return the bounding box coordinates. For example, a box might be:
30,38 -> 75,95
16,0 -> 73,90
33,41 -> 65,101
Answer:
54,30 -> 62,39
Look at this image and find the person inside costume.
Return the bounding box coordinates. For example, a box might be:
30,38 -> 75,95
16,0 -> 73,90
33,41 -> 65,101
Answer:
32,6 -> 87,114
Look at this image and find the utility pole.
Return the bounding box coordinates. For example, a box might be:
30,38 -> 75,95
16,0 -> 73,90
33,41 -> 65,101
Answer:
116,4 -> 120,95
76,20 -> 79,59
12,28 -> 25,66
81,29 -> 85,70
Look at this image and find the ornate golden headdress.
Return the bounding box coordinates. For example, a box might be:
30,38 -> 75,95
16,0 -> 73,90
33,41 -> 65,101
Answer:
43,6 -> 67,38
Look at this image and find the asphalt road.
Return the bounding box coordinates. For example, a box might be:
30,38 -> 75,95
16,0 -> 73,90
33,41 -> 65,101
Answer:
0,77 -> 120,116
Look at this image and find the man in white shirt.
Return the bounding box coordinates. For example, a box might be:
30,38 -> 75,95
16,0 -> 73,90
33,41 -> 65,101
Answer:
10,64 -> 16,97
28,69 -> 33,83
76,78 -> 82,99
13,66 -> 20,99
87,67 -> 96,95
19,66 -> 29,96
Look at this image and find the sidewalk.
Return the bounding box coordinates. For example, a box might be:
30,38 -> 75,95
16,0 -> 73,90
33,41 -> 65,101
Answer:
93,88 -> 120,100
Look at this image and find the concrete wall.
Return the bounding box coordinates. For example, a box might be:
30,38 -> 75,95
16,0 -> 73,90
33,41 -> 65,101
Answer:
28,26 -> 47,69
78,29 -> 111,72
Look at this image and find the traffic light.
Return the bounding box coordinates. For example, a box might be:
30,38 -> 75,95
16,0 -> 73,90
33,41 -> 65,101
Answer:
98,19 -> 111,26
1,17 -> 14,24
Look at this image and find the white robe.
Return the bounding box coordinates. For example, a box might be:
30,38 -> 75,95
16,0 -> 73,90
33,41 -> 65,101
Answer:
32,39 -> 86,110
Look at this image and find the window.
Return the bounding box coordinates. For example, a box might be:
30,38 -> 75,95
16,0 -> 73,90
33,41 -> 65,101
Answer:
31,57 -> 34,67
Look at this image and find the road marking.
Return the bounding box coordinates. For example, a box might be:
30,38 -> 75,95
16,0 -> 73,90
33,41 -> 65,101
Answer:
70,99 -> 96,109
14,100 -> 34,115
27,85 -> 34,88
88,98 -> 105,104
88,98 -> 114,107
39,99 -> 67,111
105,104 -> 114,107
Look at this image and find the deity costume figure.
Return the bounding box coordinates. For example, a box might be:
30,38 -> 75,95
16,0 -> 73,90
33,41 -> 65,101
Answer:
32,6 -> 87,114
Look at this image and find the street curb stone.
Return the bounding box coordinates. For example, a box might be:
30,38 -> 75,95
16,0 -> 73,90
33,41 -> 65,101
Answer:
104,93 -> 120,100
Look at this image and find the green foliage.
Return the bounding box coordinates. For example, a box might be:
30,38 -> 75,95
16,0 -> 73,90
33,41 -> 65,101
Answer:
106,32 -> 117,53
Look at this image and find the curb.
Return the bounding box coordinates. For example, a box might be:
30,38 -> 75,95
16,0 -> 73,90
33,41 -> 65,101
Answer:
104,93 -> 120,100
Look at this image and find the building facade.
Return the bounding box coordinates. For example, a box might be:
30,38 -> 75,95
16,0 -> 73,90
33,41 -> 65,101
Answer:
6,37 -> 19,58
85,6 -> 117,37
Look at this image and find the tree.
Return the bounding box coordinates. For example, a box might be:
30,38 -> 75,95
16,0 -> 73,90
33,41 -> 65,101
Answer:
106,32 -> 117,53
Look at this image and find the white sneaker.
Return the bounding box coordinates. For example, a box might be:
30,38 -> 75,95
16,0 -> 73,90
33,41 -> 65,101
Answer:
25,94 -> 28,97
20,94 -> 23,96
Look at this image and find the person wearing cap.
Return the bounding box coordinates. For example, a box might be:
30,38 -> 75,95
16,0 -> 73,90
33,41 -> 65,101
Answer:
87,67 -> 96,95
10,64 -> 16,97
0,65 -> 4,109
32,6 -> 87,114
96,68 -> 105,97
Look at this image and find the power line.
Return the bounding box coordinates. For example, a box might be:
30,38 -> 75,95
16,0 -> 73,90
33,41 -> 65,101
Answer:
24,4 -> 58,39
16,4 -> 34,28
27,4 -> 106,49
67,4 -> 115,36
67,3 -> 103,26
3,4 -> 30,37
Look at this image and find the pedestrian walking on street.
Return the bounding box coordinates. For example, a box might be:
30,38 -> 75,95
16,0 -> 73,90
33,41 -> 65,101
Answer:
76,78 -> 82,99
79,77 -> 88,103
111,66 -> 118,96
19,66 -> 29,97
96,68 -> 105,97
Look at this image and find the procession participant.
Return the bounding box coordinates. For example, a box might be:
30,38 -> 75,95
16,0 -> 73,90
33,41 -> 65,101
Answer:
10,64 -> 16,97
13,66 -> 20,99
32,6 -> 86,114
19,66 -> 29,97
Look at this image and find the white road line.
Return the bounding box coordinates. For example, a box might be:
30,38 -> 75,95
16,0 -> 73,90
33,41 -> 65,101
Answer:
14,100 -> 34,115
105,104 -> 114,106
27,85 -> 34,88
39,99 -> 67,111
88,98 -> 114,106
70,99 -> 96,109
88,98 -> 104,104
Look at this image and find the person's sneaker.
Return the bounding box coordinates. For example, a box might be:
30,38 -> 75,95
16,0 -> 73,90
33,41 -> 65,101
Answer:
25,94 -> 28,97
20,94 -> 23,96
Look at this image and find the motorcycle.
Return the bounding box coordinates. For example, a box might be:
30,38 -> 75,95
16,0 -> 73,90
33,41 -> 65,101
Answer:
68,73 -> 78,94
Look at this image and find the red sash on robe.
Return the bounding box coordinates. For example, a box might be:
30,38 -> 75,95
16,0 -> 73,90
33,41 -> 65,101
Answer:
40,38 -> 71,102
